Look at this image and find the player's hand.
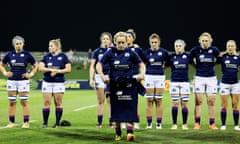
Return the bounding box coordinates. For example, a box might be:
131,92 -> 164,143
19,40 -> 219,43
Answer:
101,75 -> 110,84
133,74 -> 144,82
3,71 -> 13,78
50,70 -> 57,77
89,79 -> 95,88
22,72 -> 34,79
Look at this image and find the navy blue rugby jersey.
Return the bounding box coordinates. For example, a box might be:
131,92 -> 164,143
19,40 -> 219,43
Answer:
41,53 -> 70,82
190,45 -> 220,77
2,50 -> 36,80
129,46 -> 145,74
169,52 -> 192,82
99,47 -> 142,80
92,47 -> 111,75
219,54 -> 240,84
143,47 -> 169,75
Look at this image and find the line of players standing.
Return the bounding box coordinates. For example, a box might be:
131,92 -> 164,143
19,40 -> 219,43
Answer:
89,30 -> 240,138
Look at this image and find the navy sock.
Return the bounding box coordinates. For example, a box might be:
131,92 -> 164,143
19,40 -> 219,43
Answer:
127,124 -> 133,134
56,107 -> 63,125
146,116 -> 152,125
42,108 -> 50,124
172,106 -> 178,124
9,115 -> 15,123
97,114 -> 103,125
24,115 -> 29,123
221,108 -> 227,126
182,107 -> 188,124
115,127 -> 122,136
209,118 -> 215,125
233,110 -> 239,126
195,116 -> 200,124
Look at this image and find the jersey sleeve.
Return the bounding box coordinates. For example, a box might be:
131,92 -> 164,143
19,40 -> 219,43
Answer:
99,49 -> 111,65
27,52 -> 37,65
1,52 -> 10,65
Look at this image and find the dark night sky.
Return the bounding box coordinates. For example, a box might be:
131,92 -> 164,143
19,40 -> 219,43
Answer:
0,0 -> 239,52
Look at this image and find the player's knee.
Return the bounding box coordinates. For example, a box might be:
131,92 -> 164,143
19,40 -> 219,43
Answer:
207,99 -> 215,106
196,99 -> 203,105
21,100 -> 28,107
232,103 -> 238,110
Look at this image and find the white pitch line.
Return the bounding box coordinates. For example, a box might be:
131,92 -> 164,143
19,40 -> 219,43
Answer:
73,104 -> 97,112
0,119 -> 38,129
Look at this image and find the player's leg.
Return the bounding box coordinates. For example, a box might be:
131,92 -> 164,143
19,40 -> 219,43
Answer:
206,76 -> 218,130
41,81 -> 53,128
52,82 -> 65,128
6,80 -> 17,128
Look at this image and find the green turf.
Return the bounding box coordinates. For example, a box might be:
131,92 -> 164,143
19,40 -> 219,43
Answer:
0,90 -> 239,144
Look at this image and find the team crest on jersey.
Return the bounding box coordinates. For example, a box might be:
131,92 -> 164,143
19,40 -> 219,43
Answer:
20,54 -> 24,57
208,49 -> 213,53
224,60 -> 230,64
98,54 -> 103,60
12,54 -> 15,57
149,58 -> 155,62
49,57 -> 52,60
182,55 -> 187,59
11,59 -> 16,63
47,62 -> 53,66
199,55 -> 204,58
158,52 -> 162,56
234,56 -> 238,59
58,57 -> 62,60
124,52 -> 130,57
114,60 -> 120,64
116,91 -> 123,95
131,48 -> 135,51
174,61 -> 179,65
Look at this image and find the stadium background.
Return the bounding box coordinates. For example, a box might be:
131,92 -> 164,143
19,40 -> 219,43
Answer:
0,0 -> 239,53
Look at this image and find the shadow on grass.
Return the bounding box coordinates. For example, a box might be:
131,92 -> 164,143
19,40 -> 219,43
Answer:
29,127 -> 240,144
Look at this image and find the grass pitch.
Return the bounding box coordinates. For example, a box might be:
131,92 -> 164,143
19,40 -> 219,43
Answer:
0,90 -> 239,144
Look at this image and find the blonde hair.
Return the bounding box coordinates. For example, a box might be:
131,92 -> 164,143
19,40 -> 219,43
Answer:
113,31 -> 127,44
149,33 -> 160,42
226,40 -> 238,55
50,38 -> 62,52
198,32 -> 213,44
